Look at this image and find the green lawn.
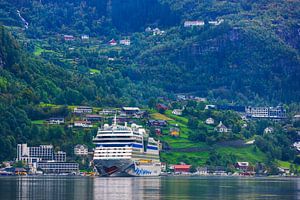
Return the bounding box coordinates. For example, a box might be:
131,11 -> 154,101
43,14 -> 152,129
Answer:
217,146 -> 266,164
161,151 -> 211,166
32,120 -> 45,125
34,46 -> 55,56
89,68 -> 100,74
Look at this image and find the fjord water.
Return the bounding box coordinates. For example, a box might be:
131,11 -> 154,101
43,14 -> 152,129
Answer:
0,176 -> 299,200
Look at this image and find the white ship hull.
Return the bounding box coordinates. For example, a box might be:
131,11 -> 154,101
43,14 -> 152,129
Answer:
94,159 -> 161,177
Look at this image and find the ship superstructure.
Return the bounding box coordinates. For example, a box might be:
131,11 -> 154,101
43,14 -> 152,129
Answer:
93,117 -> 161,176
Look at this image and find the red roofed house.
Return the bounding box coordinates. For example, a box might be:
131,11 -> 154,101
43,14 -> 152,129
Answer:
156,103 -> 168,111
109,39 -> 117,46
173,164 -> 191,173
64,35 -> 75,41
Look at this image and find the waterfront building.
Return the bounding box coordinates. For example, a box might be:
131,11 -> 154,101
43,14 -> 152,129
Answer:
17,144 -> 66,164
37,162 -> 79,174
74,144 -> 89,156
173,164 -> 191,173
54,151 -> 66,162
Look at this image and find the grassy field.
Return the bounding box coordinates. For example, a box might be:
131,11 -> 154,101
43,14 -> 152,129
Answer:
33,46 -> 55,56
89,68 -> 101,74
32,120 -> 45,125
150,113 -> 172,121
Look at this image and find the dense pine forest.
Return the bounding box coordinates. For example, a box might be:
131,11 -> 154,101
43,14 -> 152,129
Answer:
0,0 -> 300,171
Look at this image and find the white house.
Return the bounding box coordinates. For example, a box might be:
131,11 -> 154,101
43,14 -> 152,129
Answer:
152,28 -> 165,36
205,105 -> 216,110
293,142 -> 300,151
48,117 -> 65,125
293,114 -> 300,121
264,127 -> 274,134
81,35 -> 89,40
184,20 -> 205,27
120,39 -> 131,46
208,19 -> 224,26
172,109 -> 183,116
73,106 -> 93,114
74,144 -> 88,156
214,121 -> 229,133
205,118 -> 214,125
74,121 -> 93,128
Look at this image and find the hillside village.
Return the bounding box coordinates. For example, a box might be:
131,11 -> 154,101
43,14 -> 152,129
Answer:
0,0 -> 300,178
2,95 -> 299,176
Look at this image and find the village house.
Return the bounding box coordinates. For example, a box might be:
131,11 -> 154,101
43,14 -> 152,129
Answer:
293,114 -> 300,121
73,106 -> 93,114
74,121 -> 93,128
161,162 -> 167,172
156,103 -> 168,111
214,121 -> 229,133
172,109 -> 182,116
145,27 -> 152,32
208,19 -> 224,26
205,118 -> 215,125
74,144 -> 88,156
197,167 -> 208,175
152,28 -> 165,36
155,128 -> 162,136
119,39 -> 131,46
205,104 -> 216,110
116,116 -> 131,123
173,164 -> 191,173
184,20 -> 205,27
235,162 -> 249,171
132,111 -> 147,119
108,39 -> 117,46
84,114 -> 102,121
293,142 -> 300,151
63,35 -> 75,41
99,109 -> 117,115
81,35 -> 89,40
121,107 -> 140,115
278,167 -> 290,176
47,117 -> 65,125
148,119 -> 168,127
170,127 -> 180,137
194,97 -> 207,102
264,127 -> 274,134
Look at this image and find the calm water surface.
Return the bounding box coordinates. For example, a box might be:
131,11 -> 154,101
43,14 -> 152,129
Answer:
0,176 -> 299,200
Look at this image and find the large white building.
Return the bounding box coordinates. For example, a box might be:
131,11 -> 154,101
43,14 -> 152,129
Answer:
245,106 -> 286,119
17,144 -> 66,164
74,144 -> 89,156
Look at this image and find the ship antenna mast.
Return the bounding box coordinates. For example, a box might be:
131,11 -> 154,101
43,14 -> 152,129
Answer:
113,114 -> 117,126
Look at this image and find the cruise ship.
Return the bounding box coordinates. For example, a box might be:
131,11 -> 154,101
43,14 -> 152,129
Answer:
93,117 -> 161,176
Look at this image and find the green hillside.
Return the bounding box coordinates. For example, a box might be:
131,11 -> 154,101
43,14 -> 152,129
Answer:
0,0 -> 299,173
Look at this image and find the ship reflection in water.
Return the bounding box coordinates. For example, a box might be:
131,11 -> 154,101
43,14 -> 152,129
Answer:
0,176 -> 300,200
93,177 -> 160,200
